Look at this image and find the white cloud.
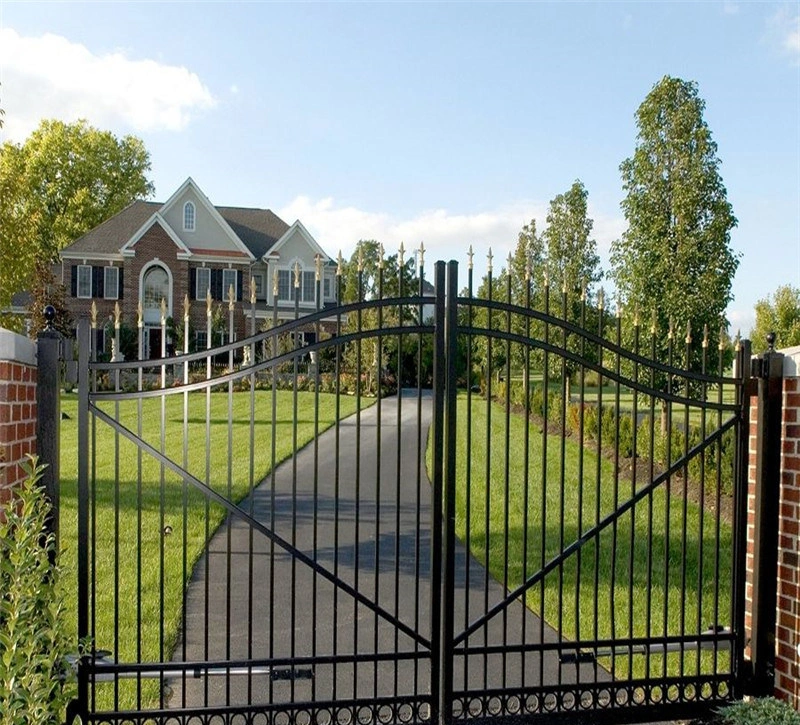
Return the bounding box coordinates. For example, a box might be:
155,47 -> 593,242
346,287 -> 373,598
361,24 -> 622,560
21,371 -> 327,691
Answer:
278,195 -> 626,287
723,3 -> 740,16
765,6 -> 800,63
727,308 -> 756,337
0,28 -> 216,141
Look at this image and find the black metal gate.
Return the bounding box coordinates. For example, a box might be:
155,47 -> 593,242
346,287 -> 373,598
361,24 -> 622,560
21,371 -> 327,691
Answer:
73,258 -> 751,724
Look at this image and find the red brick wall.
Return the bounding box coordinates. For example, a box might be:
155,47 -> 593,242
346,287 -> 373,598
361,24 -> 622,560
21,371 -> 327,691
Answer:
746,374 -> 800,709
0,355 -> 37,509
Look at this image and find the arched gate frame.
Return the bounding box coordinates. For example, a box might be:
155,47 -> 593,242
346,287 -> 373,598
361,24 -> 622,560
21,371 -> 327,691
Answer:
73,259 -> 752,725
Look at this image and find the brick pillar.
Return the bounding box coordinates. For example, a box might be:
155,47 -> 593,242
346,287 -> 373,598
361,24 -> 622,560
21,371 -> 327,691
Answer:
0,329 -> 38,509
746,348 -> 800,709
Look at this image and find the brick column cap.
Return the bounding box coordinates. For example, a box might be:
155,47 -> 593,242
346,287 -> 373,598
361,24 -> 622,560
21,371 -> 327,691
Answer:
0,328 -> 37,366
779,344 -> 800,377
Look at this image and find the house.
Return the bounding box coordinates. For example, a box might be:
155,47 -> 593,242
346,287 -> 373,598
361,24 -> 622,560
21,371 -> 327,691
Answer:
59,178 -> 339,359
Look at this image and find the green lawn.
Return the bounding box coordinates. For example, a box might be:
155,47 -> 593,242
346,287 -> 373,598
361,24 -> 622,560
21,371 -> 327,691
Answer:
452,391 -> 734,680
58,388 -> 363,711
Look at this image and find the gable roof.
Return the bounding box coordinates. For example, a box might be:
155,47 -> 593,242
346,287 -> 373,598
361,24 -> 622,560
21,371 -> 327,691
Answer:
61,199 -> 291,260
267,220 -> 332,262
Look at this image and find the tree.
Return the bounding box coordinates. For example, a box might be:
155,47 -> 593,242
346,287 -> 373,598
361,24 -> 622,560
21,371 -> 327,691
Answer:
0,119 -> 154,326
26,260 -> 74,338
750,285 -> 800,353
541,180 -> 603,393
610,76 -> 739,379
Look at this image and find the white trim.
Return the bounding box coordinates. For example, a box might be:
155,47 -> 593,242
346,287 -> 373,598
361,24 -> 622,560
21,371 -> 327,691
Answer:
121,213 -> 193,257
61,251 -> 124,262
159,177 -> 255,261
267,220 -> 331,262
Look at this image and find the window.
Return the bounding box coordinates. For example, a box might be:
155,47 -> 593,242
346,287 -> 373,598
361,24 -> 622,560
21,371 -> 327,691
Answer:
104,267 -> 119,300
195,330 -> 208,350
143,266 -> 169,311
252,273 -> 264,299
195,268 -> 210,300
323,277 -> 332,300
302,271 -> 315,303
183,201 -> 196,231
223,269 -> 237,300
77,265 -> 92,299
277,269 -> 292,301
276,267 -> 316,303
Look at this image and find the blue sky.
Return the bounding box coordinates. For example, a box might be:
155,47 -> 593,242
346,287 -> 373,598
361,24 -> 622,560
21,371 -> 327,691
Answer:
1,1 -> 798,338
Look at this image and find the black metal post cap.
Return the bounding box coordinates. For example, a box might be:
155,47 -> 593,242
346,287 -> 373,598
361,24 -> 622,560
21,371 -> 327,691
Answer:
766,332 -> 776,352
43,304 -> 56,330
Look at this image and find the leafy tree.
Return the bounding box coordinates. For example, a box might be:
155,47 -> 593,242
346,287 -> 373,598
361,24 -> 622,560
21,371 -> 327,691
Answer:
0,120 -> 153,327
610,76 -> 739,380
0,144 -> 39,331
750,285 -> 800,353
26,259 -> 74,338
3,119 -> 154,261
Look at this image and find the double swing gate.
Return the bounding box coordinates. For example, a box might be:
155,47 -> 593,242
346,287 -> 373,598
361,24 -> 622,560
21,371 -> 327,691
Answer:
73,258 -> 752,725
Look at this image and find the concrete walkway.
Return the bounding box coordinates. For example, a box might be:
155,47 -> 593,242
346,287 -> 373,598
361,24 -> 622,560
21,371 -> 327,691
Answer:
170,389 -> 603,711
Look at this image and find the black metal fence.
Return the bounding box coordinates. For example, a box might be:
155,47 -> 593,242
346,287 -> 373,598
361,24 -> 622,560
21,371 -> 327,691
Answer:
71,256 -> 753,724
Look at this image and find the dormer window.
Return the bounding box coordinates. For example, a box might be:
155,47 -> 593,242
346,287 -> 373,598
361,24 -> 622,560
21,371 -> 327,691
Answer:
183,201 -> 196,231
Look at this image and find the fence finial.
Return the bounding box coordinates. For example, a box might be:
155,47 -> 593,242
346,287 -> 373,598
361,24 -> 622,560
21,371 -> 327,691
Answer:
685,320 -> 692,345
651,309 -> 657,335
487,248 -> 493,275
43,305 -> 55,331
597,287 -> 604,310
467,245 -> 474,270
273,269 -> 279,297
228,283 -> 235,310
734,330 -> 741,352
114,301 -> 121,330
315,253 -> 322,282
398,241 -> 405,266
90,301 -> 97,329
633,305 -> 640,328
293,261 -> 301,289
250,277 -> 256,305
206,288 -> 213,318
357,243 -> 364,272
702,323 -> 709,349
418,242 -> 425,269
767,331 -> 776,352
668,316 -> 675,341
137,300 -> 144,328
160,297 -> 167,326
184,294 -> 190,321
719,324 -> 726,352
378,243 -> 384,269
337,250 -> 344,276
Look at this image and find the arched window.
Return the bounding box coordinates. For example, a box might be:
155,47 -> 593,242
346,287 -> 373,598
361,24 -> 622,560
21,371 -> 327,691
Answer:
183,201 -> 196,231
143,265 -> 169,317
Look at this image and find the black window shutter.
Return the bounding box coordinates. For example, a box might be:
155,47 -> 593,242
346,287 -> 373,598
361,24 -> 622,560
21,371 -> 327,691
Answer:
71,265 -> 78,297
189,268 -> 196,300
118,268 -> 124,299
92,266 -> 103,298
237,271 -> 243,301
211,269 -> 222,300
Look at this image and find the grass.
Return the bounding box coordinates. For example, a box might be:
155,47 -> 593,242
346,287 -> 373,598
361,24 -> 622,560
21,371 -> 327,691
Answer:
57,388 -> 363,712
452,391 -> 734,681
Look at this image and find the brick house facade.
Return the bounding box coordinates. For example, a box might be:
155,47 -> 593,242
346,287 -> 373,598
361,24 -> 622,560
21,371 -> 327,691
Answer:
59,177 -> 338,359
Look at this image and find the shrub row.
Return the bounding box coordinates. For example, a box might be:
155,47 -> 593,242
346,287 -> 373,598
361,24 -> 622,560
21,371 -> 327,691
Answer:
493,380 -> 736,496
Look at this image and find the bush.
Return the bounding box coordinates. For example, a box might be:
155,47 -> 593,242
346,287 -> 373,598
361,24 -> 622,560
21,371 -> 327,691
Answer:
717,697 -> 800,725
0,457 -> 73,725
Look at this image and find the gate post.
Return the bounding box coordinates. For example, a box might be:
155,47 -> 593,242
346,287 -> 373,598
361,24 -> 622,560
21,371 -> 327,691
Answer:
36,306 -> 61,548
748,333 -> 784,696
430,261 -> 446,725
437,261 -> 459,725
